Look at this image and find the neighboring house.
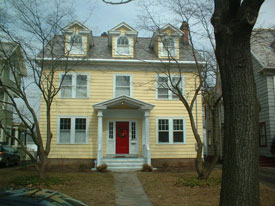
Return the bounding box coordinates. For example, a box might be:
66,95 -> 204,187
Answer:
203,82 -> 224,160
205,29 -> 275,165
0,42 -> 26,145
39,20 -> 204,170
251,29 -> 275,163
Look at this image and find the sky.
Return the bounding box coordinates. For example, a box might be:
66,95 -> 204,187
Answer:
74,0 -> 275,37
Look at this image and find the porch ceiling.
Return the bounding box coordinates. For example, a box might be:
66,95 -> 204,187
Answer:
93,95 -> 154,110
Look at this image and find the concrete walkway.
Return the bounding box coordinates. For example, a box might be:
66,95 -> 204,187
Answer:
114,172 -> 153,206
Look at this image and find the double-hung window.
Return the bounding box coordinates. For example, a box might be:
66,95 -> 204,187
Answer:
259,122 -> 267,147
68,33 -> 84,55
114,74 -> 132,97
157,118 -> 185,144
156,75 -> 184,100
60,73 -> 89,98
161,37 -> 176,57
59,117 -> 88,144
116,36 -> 130,55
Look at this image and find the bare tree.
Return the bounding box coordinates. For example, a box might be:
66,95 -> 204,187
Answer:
102,0 -> 135,4
0,0 -> 84,178
211,0 -> 264,205
136,0 -> 222,179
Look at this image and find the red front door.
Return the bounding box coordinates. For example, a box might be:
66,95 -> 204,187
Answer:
116,122 -> 129,154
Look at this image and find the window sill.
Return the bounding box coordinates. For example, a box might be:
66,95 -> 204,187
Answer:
59,97 -> 89,99
155,98 -> 181,101
157,142 -> 186,145
57,142 -> 89,145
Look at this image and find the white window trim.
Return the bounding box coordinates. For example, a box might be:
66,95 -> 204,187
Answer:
106,120 -> 138,154
57,116 -> 89,144
156,117 -> 186,144
155,74 -> 185,100
160,37 -> 177,57
67,35 -> 85,55
107,121 -> 115,140
115,35 -> 132,56
59,72 -> 90,99
113,74 -> 133,98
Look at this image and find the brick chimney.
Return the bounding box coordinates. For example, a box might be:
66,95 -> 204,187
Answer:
180,21 -> 189,45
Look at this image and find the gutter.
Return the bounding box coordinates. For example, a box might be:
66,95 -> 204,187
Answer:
35,57 -> 206,65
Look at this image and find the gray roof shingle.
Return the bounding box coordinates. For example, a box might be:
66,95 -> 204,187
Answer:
251,29 -> 275,67
0,42 -> 18,59
42,35 -> 201,62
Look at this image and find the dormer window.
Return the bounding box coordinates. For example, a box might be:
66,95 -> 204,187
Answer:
161,37 -> 176,57
68,32 -> 84,55
116,36 -> 130,55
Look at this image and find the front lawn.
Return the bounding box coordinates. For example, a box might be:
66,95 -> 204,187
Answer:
0,166 -> 115,206
138,169 -> 275,206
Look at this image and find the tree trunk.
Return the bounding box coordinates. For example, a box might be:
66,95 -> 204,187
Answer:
213,17 -> 260,206
39,154 -> 48,179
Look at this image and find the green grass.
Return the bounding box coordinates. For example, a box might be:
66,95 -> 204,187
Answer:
176,175 -> 221,187
11,175 -> 66,187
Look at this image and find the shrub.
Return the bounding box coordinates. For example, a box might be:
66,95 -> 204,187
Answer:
12,175 -> 66,187
78,163 -> 89,172
96,164 -> 108,172
176,176 -> 221,187
162,162 -> 169,168
141,164 -> 153,172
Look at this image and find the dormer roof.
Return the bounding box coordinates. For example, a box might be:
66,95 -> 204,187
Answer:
150,24 -> 183,48
62,20 -> 94,47
108,22 -> 138,46
62,20 -> 91,34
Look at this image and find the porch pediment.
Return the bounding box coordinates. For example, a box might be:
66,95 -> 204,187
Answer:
93,95 -> 154,110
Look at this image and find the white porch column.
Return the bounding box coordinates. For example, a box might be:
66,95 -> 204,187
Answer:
97,110 -> 103,166
144,110 -> 151,165
14,128 -> 19,147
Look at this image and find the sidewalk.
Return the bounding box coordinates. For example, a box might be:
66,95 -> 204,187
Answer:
114,172 -> 153,206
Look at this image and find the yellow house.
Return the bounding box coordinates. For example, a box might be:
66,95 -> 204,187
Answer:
39,20 -> 204,170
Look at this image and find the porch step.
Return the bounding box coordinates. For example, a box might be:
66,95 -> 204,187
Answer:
101,158 -> 146,171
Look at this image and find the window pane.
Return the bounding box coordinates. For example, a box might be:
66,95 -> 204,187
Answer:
159,132 -> 169,142
116,87 -> 130,97
109,122 -> 113,139
60,131 -> 71,143
76,86 -> 87,98
60,118 -> 71,143
77,75 -> 87,85
173,119 -> 183,130
116,76 -> 130,86
259,124 -> 266,146
158,88 -> 169,99
131,122 -> 136,140
61,75 -> 72,98
75,118 -> 86,144
75,118 -> 86,130
157,77 -> 169,99
60,118 -> 71,129
117,46 -> 129,55
117,36 -> 129,45
173,132 -> 183,142
75,131 -> 86,143
63,75 -> 72,85
76,75 -> 87,97
159,119 -> 169,131
61,86 -> 72,98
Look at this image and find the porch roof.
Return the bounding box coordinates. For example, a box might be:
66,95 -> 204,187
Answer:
93,95 -> 155,110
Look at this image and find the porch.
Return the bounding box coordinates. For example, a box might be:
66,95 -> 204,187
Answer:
93,95 -> 154,170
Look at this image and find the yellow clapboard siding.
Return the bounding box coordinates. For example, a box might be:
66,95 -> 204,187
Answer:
40,69 -> 203,159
